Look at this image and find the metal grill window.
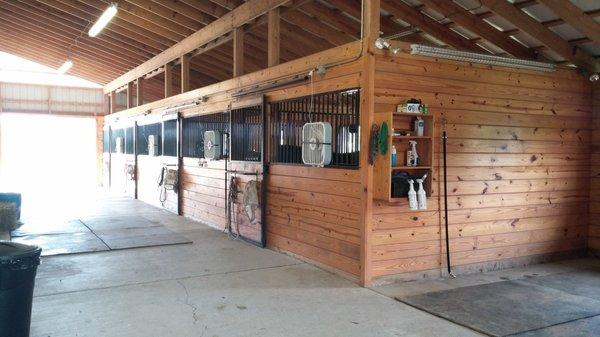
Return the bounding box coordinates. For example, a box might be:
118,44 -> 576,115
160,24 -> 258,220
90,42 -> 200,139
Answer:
182,112 -> 229,158
137,123 -> 162,156
125,127 -> 134,154
163,120 -> 178,157
231,105 -> 262,162
269,88 -> 360,167
110,128 -> 124,154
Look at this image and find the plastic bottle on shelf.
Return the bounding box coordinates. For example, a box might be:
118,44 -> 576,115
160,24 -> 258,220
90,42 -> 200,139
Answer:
391,145 -> 397,166
416,178 -> 427,210
408,179 -> 418,210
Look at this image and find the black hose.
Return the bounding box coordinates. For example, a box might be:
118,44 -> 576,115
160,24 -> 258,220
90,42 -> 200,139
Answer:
443,130 -> 453,276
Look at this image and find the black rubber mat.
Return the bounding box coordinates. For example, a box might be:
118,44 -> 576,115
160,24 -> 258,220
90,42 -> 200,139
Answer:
399,279 -> 600,337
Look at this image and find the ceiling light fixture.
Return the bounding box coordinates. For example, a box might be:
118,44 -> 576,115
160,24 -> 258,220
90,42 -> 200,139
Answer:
374,37 -> 401,56
590,73 -> 599,82
410,44 -> 555,72
57,60 -> 73,74
88,3 -> 118,37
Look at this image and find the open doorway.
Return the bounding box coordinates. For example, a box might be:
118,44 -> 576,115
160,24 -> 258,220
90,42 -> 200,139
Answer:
0,113 -> 98,223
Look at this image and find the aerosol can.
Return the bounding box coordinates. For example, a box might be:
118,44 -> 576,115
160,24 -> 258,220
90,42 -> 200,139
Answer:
407,140 -> 419,167
408,179 -> 418,210
416,176 -> 427,210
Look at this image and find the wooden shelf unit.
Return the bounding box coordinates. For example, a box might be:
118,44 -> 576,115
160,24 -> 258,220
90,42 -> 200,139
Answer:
373,111 -> 435,203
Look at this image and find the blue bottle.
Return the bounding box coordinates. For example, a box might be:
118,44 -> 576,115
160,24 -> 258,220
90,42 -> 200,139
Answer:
391,145 -> 397,166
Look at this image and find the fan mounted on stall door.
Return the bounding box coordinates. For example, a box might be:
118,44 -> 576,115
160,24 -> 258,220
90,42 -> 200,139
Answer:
302,122 -> 332,166
203,130 -> 223,160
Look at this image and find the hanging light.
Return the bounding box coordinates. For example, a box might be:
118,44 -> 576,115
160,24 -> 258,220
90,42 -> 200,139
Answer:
57,60 -> 73,74
410,44 -> 555,72
88,3 -> 118,37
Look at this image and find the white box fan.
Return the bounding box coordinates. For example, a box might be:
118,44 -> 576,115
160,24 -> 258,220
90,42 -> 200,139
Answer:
115,137 -> 124,154
148,135 -> 159,156
204,130 -> 222,160
302,122 -> 332,166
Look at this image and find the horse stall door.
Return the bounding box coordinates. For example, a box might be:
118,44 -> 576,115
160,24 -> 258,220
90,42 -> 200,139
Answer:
109,127 -> 128,196
123,126 -> 136,198
102,126 -> 111,190
159,116 -> 179,214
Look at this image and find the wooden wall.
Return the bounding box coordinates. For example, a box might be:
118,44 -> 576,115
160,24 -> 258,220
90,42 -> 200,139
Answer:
266,165 -> 362,278
370,53 -> 593,279
590,82 -> 600,252
181,159 -> 263,243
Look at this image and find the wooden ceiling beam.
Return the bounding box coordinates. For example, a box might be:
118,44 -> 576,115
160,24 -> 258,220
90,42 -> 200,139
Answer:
0,4 -> 147,67
0,38 -> 120,82
13,0 -> 157,58
93,0 -> 186,41
178,0 -> 230,19
381,0 -> 484,52
480,0 -> 599,71
268,8 -> 280,67
104,0 -> 290,93
537,0 -> 600,44
127,0 -> 206,30
52,0 -> 171,49
298,1 -> 361,40
282,10 -> 350,46
154,0 -> 215,25
419,0 -> 537,59
0,22 -> 133,72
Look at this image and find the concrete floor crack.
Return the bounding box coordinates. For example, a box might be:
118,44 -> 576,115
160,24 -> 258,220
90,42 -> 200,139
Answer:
176,279 -> 201,325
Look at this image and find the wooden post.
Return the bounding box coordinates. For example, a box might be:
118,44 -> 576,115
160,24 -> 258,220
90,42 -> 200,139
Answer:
359,0 -> 379,287
180,55 -> 190,93
164,63 -> 173,98
267,8 -> 280,67
109,91 -> 116,114
127,82 -> 134,109
136,77 -> 144,106
233,27 -> 244,77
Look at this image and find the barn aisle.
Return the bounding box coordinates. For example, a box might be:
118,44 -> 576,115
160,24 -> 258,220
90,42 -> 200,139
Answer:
29,198 -> 480,337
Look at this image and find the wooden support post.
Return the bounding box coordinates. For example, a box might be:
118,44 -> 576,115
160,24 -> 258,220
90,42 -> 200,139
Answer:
233,27 -> 244,77
180,55 -> 190,93
109,91 -> 116,114
164,63 -> 173,98
126,82 -> 134,109
136,77 -> 144,106
359,0 -> 379,288
267,8 -> 280,67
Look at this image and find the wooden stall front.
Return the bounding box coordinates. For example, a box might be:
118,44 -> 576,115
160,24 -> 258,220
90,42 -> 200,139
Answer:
100,0 -> 598,287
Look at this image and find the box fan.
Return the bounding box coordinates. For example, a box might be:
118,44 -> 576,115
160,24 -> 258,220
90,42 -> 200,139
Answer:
203,130 -> 223,160
302,122 -> 332,166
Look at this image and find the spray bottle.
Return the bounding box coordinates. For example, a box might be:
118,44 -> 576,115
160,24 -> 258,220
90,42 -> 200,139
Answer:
408,179 -> 418,210
407,140 -> 419,167
417,175 -> 427,210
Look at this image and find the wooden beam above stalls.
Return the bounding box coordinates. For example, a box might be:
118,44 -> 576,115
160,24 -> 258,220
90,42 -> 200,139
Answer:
103,0 -> 290,94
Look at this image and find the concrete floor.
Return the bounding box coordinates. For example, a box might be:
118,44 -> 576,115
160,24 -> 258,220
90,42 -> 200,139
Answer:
31,198 -> 482,337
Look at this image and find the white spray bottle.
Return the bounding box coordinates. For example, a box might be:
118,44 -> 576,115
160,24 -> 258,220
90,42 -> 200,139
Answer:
416,174 -> 427,210
408,179 -> 418,210
407,140 -> 419,167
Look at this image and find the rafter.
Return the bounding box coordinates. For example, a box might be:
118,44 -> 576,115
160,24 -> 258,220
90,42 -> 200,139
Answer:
381,0 -> 483,52
480,0 -> 598,71
537,0 -> 600,44
419,0 -> 537,60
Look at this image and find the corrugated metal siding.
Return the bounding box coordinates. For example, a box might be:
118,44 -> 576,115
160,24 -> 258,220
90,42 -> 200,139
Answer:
0,82 -> 104,115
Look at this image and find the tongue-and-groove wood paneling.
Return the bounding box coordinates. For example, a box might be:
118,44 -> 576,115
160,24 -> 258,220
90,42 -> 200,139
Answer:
590,82 -> 600,252
370,54 -> 593,279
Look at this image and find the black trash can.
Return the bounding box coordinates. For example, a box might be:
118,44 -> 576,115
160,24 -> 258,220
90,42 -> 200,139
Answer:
0,241 -> 42,337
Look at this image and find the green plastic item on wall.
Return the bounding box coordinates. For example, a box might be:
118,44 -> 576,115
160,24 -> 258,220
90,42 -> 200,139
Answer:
379,122 -> 389,155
